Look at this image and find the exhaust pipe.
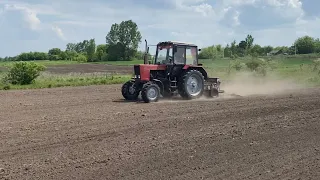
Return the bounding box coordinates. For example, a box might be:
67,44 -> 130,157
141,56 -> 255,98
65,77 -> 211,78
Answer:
144,39 -> 148,64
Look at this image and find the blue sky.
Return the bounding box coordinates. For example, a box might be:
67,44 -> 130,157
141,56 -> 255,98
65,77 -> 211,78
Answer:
0,0 -> 319,57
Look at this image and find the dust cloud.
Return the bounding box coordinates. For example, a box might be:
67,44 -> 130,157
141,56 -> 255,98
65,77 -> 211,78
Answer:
220,71 -> 303,97
157,71 -> 304,103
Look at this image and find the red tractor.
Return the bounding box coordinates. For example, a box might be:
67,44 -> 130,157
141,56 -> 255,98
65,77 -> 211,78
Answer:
121,40 -> 223,103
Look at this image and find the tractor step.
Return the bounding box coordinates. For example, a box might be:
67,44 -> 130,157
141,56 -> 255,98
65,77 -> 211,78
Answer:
170,80 -> 177,88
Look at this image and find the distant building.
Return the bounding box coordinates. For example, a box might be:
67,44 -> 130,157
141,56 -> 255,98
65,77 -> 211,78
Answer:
267,49 -> 283,56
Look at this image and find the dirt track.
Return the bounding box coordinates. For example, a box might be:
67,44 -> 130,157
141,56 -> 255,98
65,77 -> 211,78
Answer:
0,85 -> 319,179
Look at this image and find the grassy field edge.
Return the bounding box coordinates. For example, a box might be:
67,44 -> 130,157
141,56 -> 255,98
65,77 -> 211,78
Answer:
1,56 -> 320,91
0,73 -> 132,90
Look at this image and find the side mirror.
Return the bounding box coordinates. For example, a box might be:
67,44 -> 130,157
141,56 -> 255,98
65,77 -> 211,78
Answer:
198,49 -> 201,51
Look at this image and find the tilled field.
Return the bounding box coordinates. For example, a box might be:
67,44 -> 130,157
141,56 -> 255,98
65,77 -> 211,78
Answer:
45,64 -> 132,74
0,85 -> 319,179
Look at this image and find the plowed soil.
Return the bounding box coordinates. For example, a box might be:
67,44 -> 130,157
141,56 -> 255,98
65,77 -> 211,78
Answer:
45,64 -> 132,74
0,85 -> 319,180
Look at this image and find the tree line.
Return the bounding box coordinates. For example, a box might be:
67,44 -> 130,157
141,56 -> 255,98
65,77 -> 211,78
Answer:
0,19 -> 319,62
199,35 -> 320,59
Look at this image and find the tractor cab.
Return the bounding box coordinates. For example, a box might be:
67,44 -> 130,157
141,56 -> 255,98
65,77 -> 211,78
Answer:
147,41 -> 201,66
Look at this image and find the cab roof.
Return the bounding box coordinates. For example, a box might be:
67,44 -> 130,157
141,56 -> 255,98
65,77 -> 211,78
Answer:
157,41 -> 197,47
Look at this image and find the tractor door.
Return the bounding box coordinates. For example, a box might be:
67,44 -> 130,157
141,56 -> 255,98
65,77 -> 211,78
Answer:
173,45 -> 186,65
186,46 -> 198,65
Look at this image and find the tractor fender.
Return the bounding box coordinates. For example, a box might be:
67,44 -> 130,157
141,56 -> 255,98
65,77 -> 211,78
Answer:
182,65 -> 208,80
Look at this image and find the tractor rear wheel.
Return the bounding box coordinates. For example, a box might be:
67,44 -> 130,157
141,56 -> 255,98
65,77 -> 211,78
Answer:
141,82 -> 161,103
121,81 -> 139,101
178,69 -> 204,99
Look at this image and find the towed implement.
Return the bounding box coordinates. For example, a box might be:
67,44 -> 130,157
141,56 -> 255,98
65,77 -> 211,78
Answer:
122,40 -> 224,103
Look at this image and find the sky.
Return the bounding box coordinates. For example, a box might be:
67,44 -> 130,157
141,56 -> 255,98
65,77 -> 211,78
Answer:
0,0 -> 319,57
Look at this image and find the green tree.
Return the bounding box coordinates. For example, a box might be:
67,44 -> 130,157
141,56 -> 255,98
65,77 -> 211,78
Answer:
76,40 -> 89,53
66,40 -> 90,53
86,38 -> 96,62
65,50 -> 78,60
224,44 -> 232,57
198,46 -> 216,59
95,44 -> 107,61
313,38 -> 320,53
106,20 -> 142,61
230,40 -> 237,57
262,46 -> 273,55
33,52 -> 48,60
245,34 -> 254,55
16,52 -> 48,61
215,44 -> 224,58
250,44 -> 263,56
48,48 -> 62,56
71,53 -> 87,62
48,48 -> 62,60
236,41 -> 246,57
294,35 -> 315,54
245,34 -> 254,49
66,43 -> 76,52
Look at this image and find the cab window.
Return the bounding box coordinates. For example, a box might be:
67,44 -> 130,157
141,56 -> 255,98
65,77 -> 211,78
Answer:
174,46 -> 185,64
186,46 -> 197,65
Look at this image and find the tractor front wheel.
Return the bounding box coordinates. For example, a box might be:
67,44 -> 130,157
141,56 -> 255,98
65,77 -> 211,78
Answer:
122,81 -> 140,101
178,69 -> 204,99
141,83 -> 161,103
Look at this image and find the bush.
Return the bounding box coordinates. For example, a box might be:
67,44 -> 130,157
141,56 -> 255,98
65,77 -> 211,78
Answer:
3,62 -> 46,85
256,65 -> 267,76
312,59 -> 320,71
266,60 -> 278,70
71,54 -> 87,62
245,59 -> 265,71
230,59 -> 244,71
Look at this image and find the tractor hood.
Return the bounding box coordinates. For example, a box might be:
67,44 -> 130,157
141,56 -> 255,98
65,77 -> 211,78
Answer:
133,64 -> 167,81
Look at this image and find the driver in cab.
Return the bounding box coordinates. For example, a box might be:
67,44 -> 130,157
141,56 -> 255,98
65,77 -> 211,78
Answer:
174,48 -> 185,64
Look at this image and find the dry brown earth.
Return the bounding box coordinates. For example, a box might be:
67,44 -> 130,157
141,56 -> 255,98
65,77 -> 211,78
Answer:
0,84 -> 319,179
45,64 -> 132,74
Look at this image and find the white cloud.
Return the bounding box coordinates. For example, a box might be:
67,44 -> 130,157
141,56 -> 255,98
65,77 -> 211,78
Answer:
222,0 -> 257,6
51,25 -> 65,40
0,1 -> 66,40
172,0 -> 214,16
232,10 -> 240,26
4,4 -> 41,30
0,0 -> 319,57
